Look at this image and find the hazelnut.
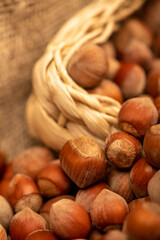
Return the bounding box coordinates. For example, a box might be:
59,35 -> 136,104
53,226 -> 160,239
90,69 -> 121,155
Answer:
90,189 -> 129,232
143,124 -> 160,168
25,229 -> 59,240
107,57 -> 121,80
148,170 -> 160,204
88,79 -> 123,103
59,136 -> 108,188
128,197 -> 150,212
9,207 -> 47,240
118,97 -> 158,137
50,199 -> 91,239
147,58 -> 160,73
102,230 -> 127,240
40,195 -> 74,226
154,96 -> 160,122
122,39 -> 153,68
144,0 -> 160,33
0,225 -> 7,240
13,146 -> 55,179
0,196 -> 13,231
123,202 -> 160,240
88,229 -> 103,240
67,44 -> 108,88
75,182 -> 109,213
106,168 -> 135,203
105,132 -> 142,169
114,62 -> 146,99
146,71 -> 160,97
130,157 -> 157,198
37,160 -> 73,198
114,18 -> 153,55
7,173 -> 43,212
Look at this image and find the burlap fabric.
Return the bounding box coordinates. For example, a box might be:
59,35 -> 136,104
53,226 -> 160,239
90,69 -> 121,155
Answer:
0,0 -> 92,159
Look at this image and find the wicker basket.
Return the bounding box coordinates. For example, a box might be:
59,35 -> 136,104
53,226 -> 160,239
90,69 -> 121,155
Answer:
26,0 -> 146,152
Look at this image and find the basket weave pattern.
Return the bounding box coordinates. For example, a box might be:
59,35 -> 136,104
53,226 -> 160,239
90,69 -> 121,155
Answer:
26,0 -> 146,151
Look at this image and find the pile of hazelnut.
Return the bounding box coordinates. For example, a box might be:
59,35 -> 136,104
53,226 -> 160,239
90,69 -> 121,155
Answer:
1,0 -> 160,239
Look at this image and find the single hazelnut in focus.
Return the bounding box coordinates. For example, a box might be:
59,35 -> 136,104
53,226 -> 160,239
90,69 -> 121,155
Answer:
67,44 -> 108,88
123,202 -> 160,240
60,136 -> 108,188
40,195 -> 75,226
88,79 -> 123,103
9,207 -> 47,240
114,62 -> 146,99
148,170 -> 160,204
37,160 -> 73,198
114,18 -> 153,55
118,97 -> 158,137
130,157 -> 157,198
143,124 -> 160,168
0,225 -> 7,240
90,189 -> 129,232
0,196 -> 13,231
13,146 -> 55,179
105,132 -> 142,169
50,199 -> 91,239
102,230 -> 127,240
75,182 -> 109,213
26,229 -> 59,240
7,173 -> 43,212
128,197 -> 150,212
106,168 -> 135,203
146,71 -> 160,97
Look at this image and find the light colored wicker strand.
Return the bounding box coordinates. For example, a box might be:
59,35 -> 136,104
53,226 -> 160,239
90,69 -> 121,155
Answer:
26,0 -> 146,151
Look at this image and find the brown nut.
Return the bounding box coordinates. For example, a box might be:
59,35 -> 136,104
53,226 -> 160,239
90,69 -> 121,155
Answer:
146,71 -> 160,98
9,207 -> 47,240
105,132 -> 142,169
37,160 -> 73,198
143,124 -> 160,168
148,170 -> 160,204
130,157 -> 157,198
118,97 -> 158,137
90,189 -> 129,232
40,195 -> 74,226
154,96 -> 160,122
114,18 -> 153,55
106,168 -> 135,203
101,41 -> 116,59
88,229 -> 103,240
88,79 -> 123,104
60,136 -> 108,188
67,44 -> 108,88
26,229 -> 59,240
7,173 -> 43,212
0,225 -> 7,240
128,197 -> 150,212
75,182 -> 109,213
114,62 -> 146,99
123,202 -> 160,240
0,196 -> 13,231
13,146 -> 55,179
144,0 -> 160,34
50,199 -> 91,239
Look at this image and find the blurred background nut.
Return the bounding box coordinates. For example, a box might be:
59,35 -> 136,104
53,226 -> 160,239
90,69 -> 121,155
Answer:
0,196 -> 13,231
67,44 -> 108,88
0,224 -> 7,240
102,230 -> 127,240
13,146 -> 55,179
